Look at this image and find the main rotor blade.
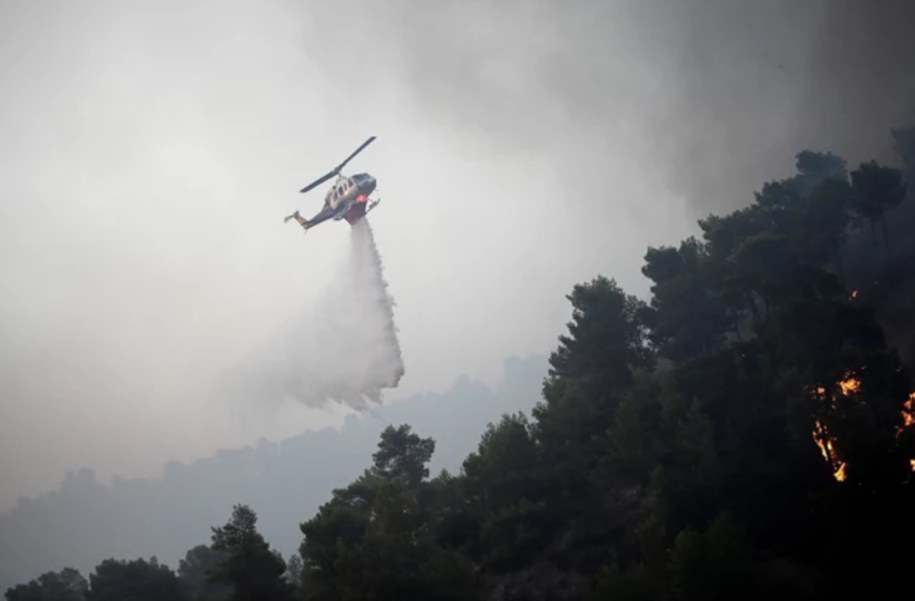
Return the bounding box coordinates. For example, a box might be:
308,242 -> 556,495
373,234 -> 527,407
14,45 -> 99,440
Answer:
334,136 -> 376,172
298,136 -> 376,194
299,170 -> 336,193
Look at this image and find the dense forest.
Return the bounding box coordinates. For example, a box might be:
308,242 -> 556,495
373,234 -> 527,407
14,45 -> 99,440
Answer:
8,125 -> 915,601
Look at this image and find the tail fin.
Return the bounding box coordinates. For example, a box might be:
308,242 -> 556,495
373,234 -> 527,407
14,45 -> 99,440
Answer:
284,210 -> 309,229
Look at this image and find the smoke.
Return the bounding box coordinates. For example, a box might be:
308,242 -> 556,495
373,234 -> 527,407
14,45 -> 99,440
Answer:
298,0 -> 915,247
646,0 -> 915,371
225,218 -> 404,413
651,0 -> 915,215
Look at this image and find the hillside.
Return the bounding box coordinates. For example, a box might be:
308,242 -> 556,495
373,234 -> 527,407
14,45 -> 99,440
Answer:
0,354 -> 547,592
7,126 -> 915,600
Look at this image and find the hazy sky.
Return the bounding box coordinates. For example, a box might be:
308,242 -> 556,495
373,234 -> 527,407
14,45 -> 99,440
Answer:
1,0 -> 912,510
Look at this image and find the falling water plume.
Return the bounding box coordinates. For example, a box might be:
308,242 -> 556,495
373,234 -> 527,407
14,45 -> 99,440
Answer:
226,217 -> 404,413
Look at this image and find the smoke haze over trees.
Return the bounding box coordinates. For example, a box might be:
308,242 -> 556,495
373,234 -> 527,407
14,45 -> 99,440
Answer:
3,0 -> 915,513
0,355 -> 547,592
8,122 -> 915,599
305,0 -> 915,216
4,2 -> 915,600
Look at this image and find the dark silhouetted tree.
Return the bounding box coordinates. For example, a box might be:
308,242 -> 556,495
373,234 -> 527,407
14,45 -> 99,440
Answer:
177,544 -> 229,601
209,505 -> 295,601
371,424 -> 436,487
5,568 -> 88,601
850,160 -> 906,250
87,557 -> 187,601
283,554 -> 302,597
299,425 -> 479,601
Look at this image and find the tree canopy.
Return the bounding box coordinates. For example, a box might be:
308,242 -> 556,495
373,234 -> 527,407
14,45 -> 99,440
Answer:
7,127 -> 915,601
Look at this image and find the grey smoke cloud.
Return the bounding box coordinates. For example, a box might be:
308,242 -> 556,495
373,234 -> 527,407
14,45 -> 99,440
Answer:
652,0 -> 915,214
303,0 -> 915,215
2,0 -> 913,513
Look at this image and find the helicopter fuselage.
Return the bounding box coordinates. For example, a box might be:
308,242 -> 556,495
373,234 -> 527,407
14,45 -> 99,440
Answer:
324,172 -> 378,224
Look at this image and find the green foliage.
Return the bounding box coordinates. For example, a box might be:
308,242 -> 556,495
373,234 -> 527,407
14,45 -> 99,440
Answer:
177,545 -> 230,601
794,150 -> 848,192
283,554 -> 303,597
641,238 -> 730,361
534,276 -> 652,478
87,557 -> 187,601
589,562 -> 659,601
371,423 -> 436,486
286,137 -> 912,599
458,413 -> 550,570
10,126 -> 915,601
209,505 -> 295,601
544,276 -> 653,396
298,424 -> 480,601
5,568 -> 88,601
849,160 -> 906,248
669,513 -> 751,601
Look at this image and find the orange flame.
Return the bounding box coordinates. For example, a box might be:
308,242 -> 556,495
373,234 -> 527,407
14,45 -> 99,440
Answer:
808,373 -> 861,482
810,376 -> 915,480
850,289 -> 859,299
903,393 -> 915,428
813,419 -> 846,481
838,376 -> 861,395
835,463 -> 848,481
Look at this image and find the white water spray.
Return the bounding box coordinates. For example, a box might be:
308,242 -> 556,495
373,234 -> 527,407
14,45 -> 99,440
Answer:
226,218 -> 404,412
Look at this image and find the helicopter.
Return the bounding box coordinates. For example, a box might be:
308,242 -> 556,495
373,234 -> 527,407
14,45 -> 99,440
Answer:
284,136 -> 382,233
